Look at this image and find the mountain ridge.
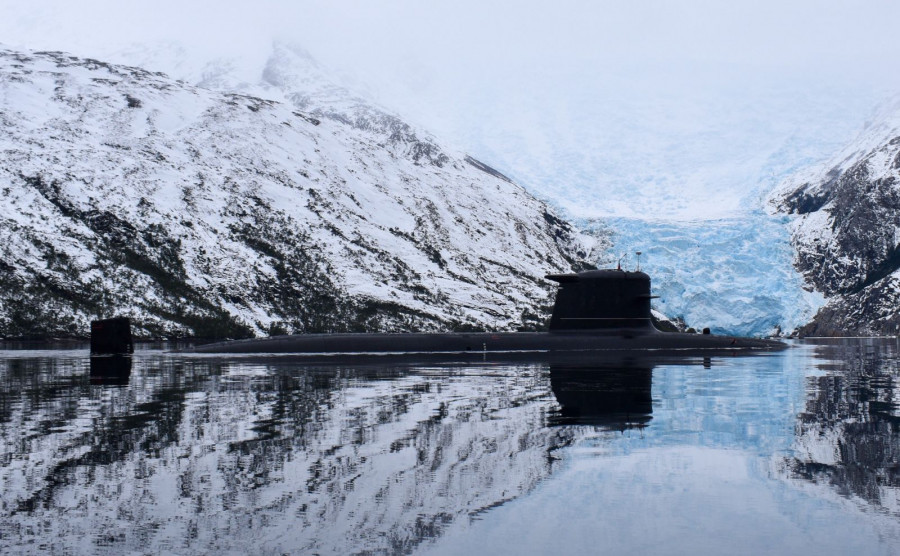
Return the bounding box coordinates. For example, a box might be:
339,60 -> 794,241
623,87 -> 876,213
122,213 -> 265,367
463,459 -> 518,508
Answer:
0,46 -> 594,339
769,95 -> 900,335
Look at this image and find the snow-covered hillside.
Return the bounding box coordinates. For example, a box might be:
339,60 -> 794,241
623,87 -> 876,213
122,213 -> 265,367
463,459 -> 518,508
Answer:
0,47 -> 592,338
769,96 -> 900,335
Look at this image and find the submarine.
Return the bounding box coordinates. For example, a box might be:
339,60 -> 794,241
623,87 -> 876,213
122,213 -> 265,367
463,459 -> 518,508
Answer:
175,269 -> 786,357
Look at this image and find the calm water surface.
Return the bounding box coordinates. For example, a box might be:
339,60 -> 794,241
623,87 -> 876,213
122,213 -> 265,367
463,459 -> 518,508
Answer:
1,339 -> 899,554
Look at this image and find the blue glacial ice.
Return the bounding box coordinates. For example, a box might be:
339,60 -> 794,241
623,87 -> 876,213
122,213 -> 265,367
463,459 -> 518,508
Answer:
581,212 -> 824,337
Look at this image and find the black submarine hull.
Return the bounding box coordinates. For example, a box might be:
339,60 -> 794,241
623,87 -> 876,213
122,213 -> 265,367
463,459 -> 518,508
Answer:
92,270 -> 787,359
189,270 -> 786,357
189,328 -> 785,356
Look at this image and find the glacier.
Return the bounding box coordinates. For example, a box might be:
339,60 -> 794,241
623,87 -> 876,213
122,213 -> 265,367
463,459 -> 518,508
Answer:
582,213 -> 824,336
418,80 -> 878,336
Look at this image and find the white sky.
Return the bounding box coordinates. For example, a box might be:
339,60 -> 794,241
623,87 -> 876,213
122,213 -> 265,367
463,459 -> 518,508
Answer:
4,1 -> 896,85
3,0 -> 900,219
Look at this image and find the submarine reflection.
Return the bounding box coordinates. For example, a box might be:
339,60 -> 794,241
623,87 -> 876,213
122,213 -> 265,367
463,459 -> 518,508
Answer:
89,355 -> 132,386
549,361 -> 654,430
546,356 -> 720,431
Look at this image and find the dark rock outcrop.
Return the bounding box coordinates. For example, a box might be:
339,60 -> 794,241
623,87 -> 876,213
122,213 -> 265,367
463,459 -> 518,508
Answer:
771,97 -> 900,336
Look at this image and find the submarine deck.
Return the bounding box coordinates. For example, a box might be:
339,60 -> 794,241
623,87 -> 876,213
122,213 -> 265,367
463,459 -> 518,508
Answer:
189,329 -> 786,357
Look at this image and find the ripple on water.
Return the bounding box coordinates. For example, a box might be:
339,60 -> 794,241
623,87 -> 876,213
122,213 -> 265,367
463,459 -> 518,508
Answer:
1,340 -> 900,554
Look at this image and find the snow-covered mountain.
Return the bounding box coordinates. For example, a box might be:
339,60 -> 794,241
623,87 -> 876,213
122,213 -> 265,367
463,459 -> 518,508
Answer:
769,96 -> 900,336
86,41 -> 834,337
0,46 -> 593,338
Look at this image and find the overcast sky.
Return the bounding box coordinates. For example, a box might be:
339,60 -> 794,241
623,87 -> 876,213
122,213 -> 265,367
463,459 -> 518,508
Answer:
3,1 -> 899,218
4,1 -> 898,87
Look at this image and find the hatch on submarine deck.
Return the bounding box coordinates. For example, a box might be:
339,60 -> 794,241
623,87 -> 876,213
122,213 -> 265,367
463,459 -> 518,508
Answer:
169,269 -> 786,356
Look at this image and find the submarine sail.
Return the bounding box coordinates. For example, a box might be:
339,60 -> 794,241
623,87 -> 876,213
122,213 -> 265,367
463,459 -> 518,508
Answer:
546,270 -> 655,331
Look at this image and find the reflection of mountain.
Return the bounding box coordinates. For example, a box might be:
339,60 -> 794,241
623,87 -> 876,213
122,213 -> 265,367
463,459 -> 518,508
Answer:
784,342 -> 900,513
1,357 -> 576,554
549,362 -> 653,430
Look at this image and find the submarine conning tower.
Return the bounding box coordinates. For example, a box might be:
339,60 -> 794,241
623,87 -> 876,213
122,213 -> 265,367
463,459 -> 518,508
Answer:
546,270 -> 656,331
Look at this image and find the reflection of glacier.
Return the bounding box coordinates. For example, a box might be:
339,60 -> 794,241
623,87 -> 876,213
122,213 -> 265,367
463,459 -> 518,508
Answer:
783,341 -> 900,515
0,355 -> 574,554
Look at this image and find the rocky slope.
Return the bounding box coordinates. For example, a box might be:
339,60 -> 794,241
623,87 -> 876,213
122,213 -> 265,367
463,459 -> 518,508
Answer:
769,96 -> 900,336
0,46 -> 592,339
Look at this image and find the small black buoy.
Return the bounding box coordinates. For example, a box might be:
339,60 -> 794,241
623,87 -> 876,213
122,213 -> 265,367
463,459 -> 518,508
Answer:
702,327 -> 711,335
90,317 -> 134,355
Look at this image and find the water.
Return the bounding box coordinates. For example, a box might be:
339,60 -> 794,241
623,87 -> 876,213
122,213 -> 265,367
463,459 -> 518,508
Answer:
1,340 -> 899,555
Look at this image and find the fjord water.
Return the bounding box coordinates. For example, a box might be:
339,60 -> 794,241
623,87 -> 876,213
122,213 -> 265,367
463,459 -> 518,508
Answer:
2,340 -> 899,555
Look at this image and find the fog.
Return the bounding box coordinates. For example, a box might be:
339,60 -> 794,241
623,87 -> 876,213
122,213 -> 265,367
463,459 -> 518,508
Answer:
6,1 -> 898,88
3,0 -> 899,218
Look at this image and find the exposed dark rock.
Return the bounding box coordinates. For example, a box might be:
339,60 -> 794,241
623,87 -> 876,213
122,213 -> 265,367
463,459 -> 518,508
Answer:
772,99 -> 900,336
465,156 -> 513,183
